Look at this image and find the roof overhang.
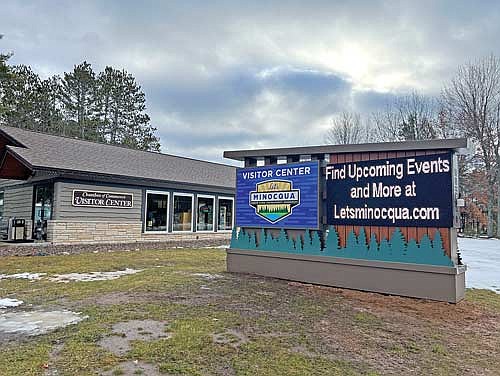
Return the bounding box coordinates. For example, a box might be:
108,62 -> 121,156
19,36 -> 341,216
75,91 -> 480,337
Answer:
0,148 -> 33,180
32,167 -> 235,192
223,138 -> 470,161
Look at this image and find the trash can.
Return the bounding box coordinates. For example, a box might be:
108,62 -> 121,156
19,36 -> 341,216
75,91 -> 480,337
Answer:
8,218 -> 26,242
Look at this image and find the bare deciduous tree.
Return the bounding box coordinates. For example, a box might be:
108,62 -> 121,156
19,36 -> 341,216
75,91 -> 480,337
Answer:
442,54 -> 500,237
370,105 -> 401,142
370,91 -> 438,142
325,111 -> 367,145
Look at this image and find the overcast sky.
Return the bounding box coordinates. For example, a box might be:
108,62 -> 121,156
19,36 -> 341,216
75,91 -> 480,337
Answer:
2,1 -> 500,164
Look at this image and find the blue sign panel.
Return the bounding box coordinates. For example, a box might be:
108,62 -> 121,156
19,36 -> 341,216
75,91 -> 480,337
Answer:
326,152 -> 453,228
236,161 -> 319,229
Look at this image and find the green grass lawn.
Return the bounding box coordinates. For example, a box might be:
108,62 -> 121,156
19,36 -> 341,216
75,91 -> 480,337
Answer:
0,249 -> 499,375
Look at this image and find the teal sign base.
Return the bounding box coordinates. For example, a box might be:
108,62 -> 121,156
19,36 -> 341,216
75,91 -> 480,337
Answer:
230,226 -> 453,267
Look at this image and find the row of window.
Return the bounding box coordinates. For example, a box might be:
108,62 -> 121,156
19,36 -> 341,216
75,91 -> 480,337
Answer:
144,191 -> 234,233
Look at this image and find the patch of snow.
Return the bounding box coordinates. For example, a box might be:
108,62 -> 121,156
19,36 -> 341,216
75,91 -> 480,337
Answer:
50,268 -> 143,283
191,273 -> 224,280
0,272 -> 46,280
0,310 -> 87,336
0,298 -> 23,309
459,237 -> 500,293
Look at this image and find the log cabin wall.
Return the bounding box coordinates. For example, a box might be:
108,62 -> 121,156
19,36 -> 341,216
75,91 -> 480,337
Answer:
328,149 -> 452,257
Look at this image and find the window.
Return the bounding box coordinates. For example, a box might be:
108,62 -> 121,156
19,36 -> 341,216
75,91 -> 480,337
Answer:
173,193 -> 193,232
197,195 -> 215,232
218,197 -> 234,231
145,191 -> 169,232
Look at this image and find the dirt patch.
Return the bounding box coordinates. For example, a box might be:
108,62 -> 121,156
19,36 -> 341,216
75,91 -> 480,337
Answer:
78,291 -> 225,307
288,281 -> 500,375
191,272 -> 224,280
101,360 -> 162,376
99,320 -> 170,356
0,237 -> 229,257
44,342 -> 64,376
213,329 -> 248,348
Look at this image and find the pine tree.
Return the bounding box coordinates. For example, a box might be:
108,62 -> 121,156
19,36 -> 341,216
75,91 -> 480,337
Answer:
379,237 -> 391,258
419,234 -> 432,253
0,45 -> 161,152
277,228 -> 288,250
311,230 -> 321,253
248,232 -> 257,249
345,229 -> 358,257
230,228 -> 238,248
1,65 -> 42,129
36,76 -> 63,134
257,228 -> 267,250
431,230 -> 445,255
287,233 -> 296,252
238,228 -> 247,249
406,238 -> 419,263
59,61 -> 98,139
390,228 -> 406,258
324,226 -> 340,254
368,233 -> 378,258
295,234 -> 303,252
0,34 -> 13,119
357,227 -> 368,254
95,66 -> 160,151
303,230 -> 313,252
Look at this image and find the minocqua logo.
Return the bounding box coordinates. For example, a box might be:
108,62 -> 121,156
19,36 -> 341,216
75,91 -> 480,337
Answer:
249,180 -> 300,223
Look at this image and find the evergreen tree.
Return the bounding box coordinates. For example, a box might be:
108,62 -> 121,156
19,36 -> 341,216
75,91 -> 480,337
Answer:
287,233 -> 296,252
419,234 -> 433,252
230,228 -> 238,248
277,228 -> 288,250
257,228 -> 267,250
368,233 -> 378,257
95,66 -> 160,151
357,227 -> 368,254
303,230 -> 313,252
1,65 -> 42,129
406,238 -> 419,263
431,230 -> 445,255
236,228 -> 245,249
0,35 -> 11,82
295,234 -> 303,252
36,76 -> 63,134
248,232 -> 257,249
242,230 -> 251,250
59,61 -> 98,139
311,230 -> 321,253
0,35 -> 13,119
390,228 -> 406,255
0,46 -> 161,152
345,229 -> 358,257
324,226 -> 340,254
379,237 -> 391,258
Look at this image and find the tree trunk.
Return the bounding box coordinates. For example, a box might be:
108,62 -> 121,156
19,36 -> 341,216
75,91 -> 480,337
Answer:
488,175 -> 495,237
497,166 -> 500,238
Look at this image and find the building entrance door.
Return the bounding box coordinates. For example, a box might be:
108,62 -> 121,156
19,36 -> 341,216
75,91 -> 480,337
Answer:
33,184 -> 53,240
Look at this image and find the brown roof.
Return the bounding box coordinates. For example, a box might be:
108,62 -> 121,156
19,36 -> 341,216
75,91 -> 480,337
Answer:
0,126 -> 235,189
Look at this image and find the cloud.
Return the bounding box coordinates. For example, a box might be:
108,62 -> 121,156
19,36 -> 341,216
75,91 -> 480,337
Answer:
2,1 -> 500,163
